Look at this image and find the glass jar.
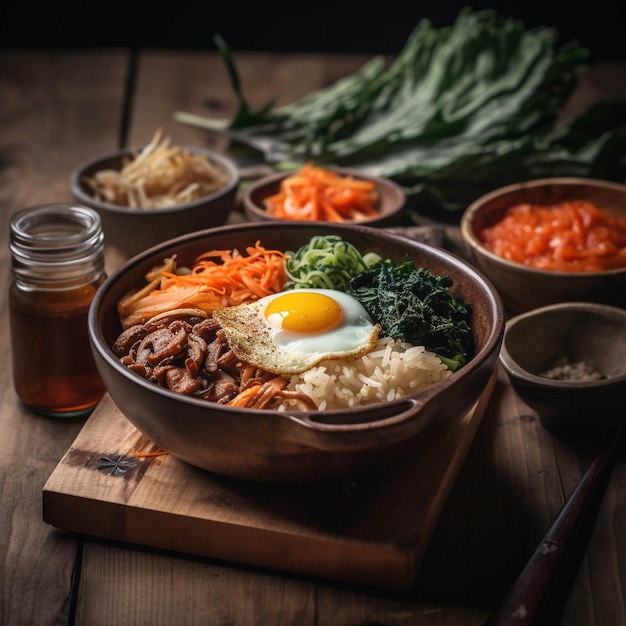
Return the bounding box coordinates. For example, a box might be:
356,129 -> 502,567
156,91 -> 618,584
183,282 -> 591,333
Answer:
9,204 -> 107,417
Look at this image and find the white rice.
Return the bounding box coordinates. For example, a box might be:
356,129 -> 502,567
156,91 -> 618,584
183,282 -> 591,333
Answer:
280,336 -> 451,410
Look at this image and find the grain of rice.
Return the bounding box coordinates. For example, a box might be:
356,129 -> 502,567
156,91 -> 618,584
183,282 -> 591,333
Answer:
279,336 -> 451,410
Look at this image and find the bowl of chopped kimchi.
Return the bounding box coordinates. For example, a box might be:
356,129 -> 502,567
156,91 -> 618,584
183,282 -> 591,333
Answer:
88,221 -> 504,483
70,129 -> 240,262
243,163 -> 406,226
460,177 -> 626,314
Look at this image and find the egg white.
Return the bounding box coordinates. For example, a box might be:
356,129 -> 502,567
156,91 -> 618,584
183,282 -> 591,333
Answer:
212,288 -> 381,374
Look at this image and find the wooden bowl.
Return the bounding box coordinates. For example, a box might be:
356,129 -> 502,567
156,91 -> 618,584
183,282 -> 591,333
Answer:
88,222 -> 504,483
243,168 -> 406,227
460,177 -> 626,314
70,146 -> 240,262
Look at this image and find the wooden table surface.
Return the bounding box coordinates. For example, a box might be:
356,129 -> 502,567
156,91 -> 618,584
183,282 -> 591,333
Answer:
1,47 -> 626,626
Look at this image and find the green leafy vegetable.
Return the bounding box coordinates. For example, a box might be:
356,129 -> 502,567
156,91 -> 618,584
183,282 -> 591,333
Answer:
347,259 -> 474,371
176,8 -> 626,211
284,235 -> 381,290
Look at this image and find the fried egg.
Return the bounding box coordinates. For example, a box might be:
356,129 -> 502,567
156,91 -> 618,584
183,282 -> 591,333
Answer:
212,288 -> 381,374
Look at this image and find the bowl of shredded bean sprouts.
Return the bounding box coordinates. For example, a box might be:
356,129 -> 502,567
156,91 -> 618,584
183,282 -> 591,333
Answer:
70,129 -> 240,262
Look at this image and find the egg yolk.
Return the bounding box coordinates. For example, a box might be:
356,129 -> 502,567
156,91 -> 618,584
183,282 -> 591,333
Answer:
264,292 -> 344,334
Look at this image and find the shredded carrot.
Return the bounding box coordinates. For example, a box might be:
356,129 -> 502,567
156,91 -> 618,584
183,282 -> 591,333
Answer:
263,163 -> 379,222
226,383 -> 263,407
135,449 -> 169,458
118,241 -> 289,328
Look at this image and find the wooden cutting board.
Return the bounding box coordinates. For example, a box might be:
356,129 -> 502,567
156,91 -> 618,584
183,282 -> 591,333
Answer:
43,373 -> 495,591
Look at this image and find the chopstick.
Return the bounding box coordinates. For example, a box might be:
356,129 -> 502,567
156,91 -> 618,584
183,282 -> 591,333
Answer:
484,423 -> 623,626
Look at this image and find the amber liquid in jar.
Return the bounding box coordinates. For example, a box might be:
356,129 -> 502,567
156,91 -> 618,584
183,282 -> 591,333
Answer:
9,204 -> 107,417
10,280 -> 106,415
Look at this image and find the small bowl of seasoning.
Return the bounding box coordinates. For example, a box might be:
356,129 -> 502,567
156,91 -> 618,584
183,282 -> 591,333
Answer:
499,302 -> 626,431
460,177 -> 626,314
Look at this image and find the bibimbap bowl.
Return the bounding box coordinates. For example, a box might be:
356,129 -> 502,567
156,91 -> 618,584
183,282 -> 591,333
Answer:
88,222 -> 505,483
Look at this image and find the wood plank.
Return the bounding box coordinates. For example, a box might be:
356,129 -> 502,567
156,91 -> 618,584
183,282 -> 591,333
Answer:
43,373 -> 495,591
0,48 -> 130,626
413,367 -> 626,624
128,49 -> 370,149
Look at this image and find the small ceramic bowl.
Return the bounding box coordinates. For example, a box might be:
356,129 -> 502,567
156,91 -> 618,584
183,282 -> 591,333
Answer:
460,177 -> 626,314
243,167 -> 406,227
70,146 -> 240,263
500,302 -> 626,431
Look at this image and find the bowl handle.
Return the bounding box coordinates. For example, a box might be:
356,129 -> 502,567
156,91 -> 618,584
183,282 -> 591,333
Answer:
286,397 -> 425,432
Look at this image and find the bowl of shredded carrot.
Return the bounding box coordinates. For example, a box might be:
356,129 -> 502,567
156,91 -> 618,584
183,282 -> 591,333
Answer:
242,163 -> 406,226
460,177 -> 626,314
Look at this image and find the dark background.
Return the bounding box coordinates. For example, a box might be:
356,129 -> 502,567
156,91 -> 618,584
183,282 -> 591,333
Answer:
0,1 -> 624,61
